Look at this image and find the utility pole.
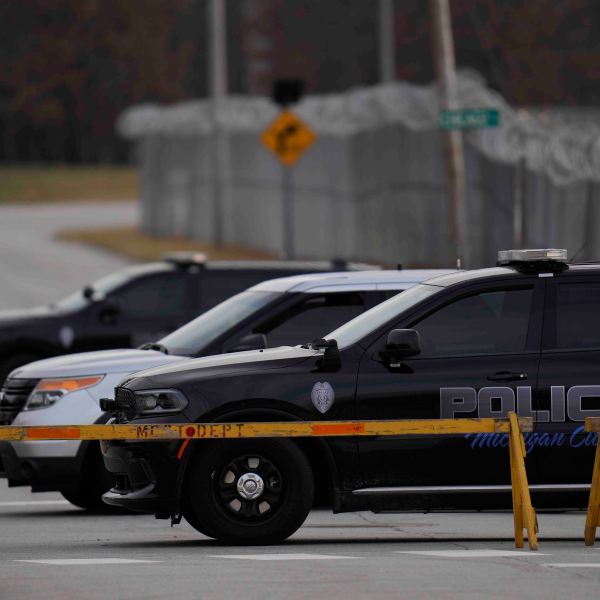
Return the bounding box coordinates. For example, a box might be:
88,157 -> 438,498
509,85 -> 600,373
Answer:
379,0 -> 395,83
208,0 -> 228,246
430,0 -> 466,267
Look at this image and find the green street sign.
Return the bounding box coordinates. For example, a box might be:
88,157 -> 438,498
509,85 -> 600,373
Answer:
440,108 -> 500,130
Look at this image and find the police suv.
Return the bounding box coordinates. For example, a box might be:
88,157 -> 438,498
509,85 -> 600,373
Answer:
0,254 -> 362,384
0,269 -> 447,509
100,249 -> 600,544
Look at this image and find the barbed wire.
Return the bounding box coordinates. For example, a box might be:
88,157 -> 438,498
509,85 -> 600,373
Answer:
117,70 -> 600,186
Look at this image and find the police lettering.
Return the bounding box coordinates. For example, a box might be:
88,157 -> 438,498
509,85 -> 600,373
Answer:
440,385 -> 600,422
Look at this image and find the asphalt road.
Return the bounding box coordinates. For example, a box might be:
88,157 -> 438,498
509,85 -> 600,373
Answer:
1,481 -> 600,600
1,200 -> 600,598
0,202 -> 136,310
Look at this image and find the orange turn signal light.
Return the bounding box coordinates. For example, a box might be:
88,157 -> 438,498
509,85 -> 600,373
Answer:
35,376 -> 104,392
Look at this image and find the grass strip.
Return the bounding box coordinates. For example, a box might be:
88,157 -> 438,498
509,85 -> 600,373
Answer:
0,165 -> 138,203
56,226 -> 278,262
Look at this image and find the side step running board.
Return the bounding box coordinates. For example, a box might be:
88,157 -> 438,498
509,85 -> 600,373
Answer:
352,483 -> 591,495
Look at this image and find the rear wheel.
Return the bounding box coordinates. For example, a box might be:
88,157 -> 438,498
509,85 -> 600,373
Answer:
184,439 -> 314,544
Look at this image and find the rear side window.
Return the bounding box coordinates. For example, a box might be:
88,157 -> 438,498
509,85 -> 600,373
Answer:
256,292 -> 366,347
115,274 -> 187,319
555,283 -> 600,350
412,288 -> 533,357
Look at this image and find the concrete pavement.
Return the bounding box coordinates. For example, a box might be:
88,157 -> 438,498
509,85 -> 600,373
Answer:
0,202 -> 136,310
1,481 -> 600,599
1,200 -> 599,598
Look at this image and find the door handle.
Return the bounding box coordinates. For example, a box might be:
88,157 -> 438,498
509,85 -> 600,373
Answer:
487,371 -> 528,382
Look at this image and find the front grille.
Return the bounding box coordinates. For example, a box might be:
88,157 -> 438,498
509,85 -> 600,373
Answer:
0,378 -> 39,425
115,387 -> 137,420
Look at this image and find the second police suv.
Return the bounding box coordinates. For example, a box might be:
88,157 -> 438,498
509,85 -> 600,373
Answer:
101,249 -> 600,544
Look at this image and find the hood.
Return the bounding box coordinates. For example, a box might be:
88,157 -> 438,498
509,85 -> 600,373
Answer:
9,348 -> 185,379
124,345 -> 320,384
0,306 -> 55,326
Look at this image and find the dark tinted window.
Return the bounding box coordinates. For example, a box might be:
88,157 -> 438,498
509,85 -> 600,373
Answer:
198,271 -> 280,310
160,290 -> 281,355
413,288 -> 533,357
556,283 -> 600,350
116,274 -> 187,318
257,292 -> 366,347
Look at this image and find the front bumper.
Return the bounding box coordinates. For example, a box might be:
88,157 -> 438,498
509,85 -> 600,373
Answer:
0,440 -> 85,491
101,438 -> 181,515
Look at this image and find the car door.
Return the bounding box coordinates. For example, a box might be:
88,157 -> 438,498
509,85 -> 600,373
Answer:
534,276 -> 600,485
355,280 -> 544,490
86,271 -> 191,349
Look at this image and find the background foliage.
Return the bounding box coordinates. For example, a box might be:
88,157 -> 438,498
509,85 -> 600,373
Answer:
1,0 -> 598,163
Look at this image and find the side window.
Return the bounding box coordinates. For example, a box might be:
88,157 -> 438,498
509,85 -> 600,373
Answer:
256,293 -> 366,347
412,288 -> 533,357
114,274 -> 188,319
555,283 -> 600,350
198,272 -> 273,311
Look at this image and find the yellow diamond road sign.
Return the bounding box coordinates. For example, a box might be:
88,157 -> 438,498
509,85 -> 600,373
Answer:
261,110 -> 316,166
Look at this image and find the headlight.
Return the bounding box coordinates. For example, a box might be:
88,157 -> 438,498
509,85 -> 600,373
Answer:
24,375 -> 104,410
133,389 -> 188,416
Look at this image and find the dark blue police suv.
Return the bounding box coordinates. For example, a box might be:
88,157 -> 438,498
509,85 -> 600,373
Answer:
101,249 -> 599,543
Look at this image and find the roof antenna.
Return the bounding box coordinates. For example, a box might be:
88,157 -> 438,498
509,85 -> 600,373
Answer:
456,258 -> 462,270
569,240 -> 587,264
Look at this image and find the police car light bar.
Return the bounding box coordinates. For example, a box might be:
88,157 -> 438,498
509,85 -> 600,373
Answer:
162,252 -> 207,267
497,249 -> 568,273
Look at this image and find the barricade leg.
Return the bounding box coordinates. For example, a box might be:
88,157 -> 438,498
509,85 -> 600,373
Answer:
584,440 -> 600,545
508,412 -> 538,551
509,438 -> 524,548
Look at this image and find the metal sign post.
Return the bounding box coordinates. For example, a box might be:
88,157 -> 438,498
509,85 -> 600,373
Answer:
261,81 -> 316,260
208,0 -> 229,246
282,165 -> 294,260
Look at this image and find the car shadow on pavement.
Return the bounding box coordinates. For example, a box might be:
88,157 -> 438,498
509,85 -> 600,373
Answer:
0,509 -> 141,518
104,535 -> 585,549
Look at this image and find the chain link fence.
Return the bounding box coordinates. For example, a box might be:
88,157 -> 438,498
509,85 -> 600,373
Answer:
119,71 -> 600,267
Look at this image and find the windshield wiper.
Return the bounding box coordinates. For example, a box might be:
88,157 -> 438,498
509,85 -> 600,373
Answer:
302,338 -> 337,350
138,342 -> 169,354
302,338 -> 340,372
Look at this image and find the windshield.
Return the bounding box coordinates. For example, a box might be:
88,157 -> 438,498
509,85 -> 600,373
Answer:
53,269 -> 142,312
326,284 -> 440,349
159,290 -> 282,356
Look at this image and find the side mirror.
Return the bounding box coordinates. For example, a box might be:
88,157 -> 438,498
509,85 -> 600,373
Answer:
99,299 -> 120,325
231,333 -> 268,352
385,329 -> 421,358
82,285 -> 95,300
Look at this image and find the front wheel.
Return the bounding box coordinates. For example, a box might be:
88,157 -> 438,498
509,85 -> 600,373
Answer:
60,443 -> 117,512
184,439 -> 314,544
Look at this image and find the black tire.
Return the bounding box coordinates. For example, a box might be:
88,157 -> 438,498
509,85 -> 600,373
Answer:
0,353 -> 44,385
59,443 -> 116,512
184,439 -> 314,544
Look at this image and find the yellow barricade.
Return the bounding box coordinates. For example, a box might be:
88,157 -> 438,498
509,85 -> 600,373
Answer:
584,417 -> 600,545
0,413 -> 537,550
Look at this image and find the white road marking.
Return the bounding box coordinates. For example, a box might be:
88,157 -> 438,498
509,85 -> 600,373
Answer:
396,550 -> 550,558
0,500 -> 70,507
210,553 -> 357,561
15,559 -> 161,565
543,563 -> 600,568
